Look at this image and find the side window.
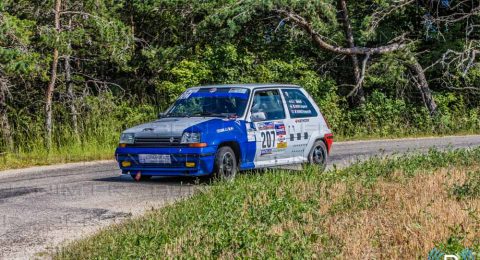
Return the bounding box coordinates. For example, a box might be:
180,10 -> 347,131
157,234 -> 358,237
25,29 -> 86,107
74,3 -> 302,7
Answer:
251,89 -> 286,121
282,89 -> 318,118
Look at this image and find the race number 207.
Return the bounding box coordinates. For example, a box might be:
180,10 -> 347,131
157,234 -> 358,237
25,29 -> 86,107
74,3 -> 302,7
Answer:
261,130 -> 275,148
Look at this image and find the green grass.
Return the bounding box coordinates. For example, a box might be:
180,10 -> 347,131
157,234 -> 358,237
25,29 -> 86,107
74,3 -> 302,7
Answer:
451,170 -> 480,200
55,148 -> 480,259
0,142 -> 115,171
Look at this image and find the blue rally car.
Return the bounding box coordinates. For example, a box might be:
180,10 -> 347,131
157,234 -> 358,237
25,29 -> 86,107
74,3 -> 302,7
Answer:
115,84 -> 333,181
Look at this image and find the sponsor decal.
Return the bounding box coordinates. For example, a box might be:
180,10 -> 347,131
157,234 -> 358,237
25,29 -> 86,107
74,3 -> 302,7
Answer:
277,142 -> 287,149
274,122 -> 286,135
260,148 -> 273,156
274,122 -> 285,129
292,109 -> 312,114
295,118 -> 310,123
217,127 -> 234,133
228,88 -> 248,94
257,121 -> 274,130
288,99 -> 303,104
247,132 -> 256,142
246,123 -> 256,141
277,135 -> 286,142
289,104 -> 309,109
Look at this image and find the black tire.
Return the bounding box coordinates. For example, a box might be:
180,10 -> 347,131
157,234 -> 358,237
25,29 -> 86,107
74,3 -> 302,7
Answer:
130,173 -> 152,181
308,140 -> 328,172
213,146 -> 238,181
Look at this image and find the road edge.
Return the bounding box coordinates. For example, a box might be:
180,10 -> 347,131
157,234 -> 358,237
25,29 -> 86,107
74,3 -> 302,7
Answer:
0,159 -> 115,176
2,134 -> 480,176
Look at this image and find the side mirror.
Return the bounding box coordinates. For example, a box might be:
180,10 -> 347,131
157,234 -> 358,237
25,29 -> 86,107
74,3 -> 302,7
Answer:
158,112 -> 166,118
251,112 -> 266,122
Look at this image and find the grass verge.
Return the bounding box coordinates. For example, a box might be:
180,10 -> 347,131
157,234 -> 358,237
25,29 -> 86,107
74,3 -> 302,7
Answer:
55,148 -> 480,259
0,142 -> 115,171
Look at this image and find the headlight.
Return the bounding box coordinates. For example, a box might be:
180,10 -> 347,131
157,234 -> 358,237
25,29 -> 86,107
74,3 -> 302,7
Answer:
181,132 -> 201,143
120,133 -> 135,144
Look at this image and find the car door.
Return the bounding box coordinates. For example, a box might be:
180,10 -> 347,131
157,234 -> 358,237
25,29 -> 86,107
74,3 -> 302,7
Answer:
281,88 -> 320,162
248,89 -> 289,167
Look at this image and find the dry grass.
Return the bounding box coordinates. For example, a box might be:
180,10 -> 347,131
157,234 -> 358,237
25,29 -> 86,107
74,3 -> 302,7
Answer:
317,167 -> 480,258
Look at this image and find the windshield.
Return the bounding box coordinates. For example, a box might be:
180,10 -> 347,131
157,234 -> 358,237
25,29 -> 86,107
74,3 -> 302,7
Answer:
166,87 -> 250,118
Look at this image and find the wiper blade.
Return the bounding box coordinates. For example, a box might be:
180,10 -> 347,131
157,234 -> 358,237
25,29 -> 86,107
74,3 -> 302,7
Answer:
164,113 -> 187,118
193,112 -> 224,117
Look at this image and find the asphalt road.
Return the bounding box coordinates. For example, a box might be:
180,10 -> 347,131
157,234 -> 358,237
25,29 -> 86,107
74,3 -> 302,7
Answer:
1,135 -> 480,259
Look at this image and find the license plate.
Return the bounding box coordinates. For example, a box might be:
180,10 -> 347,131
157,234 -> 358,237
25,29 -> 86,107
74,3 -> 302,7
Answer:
138,154 -> 171,164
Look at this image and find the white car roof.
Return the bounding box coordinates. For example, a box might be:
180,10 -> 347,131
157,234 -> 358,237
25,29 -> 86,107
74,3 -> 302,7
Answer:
192,83 -> 301,90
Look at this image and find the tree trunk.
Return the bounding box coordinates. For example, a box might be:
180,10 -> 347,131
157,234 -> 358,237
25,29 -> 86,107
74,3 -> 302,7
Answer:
339,0 -> 365,104
65,17 -> 78,139
45,0 -> 61,151
65,52 -> 78,138
406,59 -> 438,115
0,76 -> 13,151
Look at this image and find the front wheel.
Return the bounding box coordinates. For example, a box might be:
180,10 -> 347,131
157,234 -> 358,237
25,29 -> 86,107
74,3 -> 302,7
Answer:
213,146 -> 237,182
308,140 -> 328,172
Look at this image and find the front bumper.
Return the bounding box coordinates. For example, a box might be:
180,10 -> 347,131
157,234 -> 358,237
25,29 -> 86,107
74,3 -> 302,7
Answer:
115,146 -> 217,176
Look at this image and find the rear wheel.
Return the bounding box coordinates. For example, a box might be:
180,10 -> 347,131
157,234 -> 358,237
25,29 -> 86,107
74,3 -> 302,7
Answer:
308,140 -> 328,172
213,146 -> 237,181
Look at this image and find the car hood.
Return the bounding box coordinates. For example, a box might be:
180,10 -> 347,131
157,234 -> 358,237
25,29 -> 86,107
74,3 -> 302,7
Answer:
123,117 -> 215,137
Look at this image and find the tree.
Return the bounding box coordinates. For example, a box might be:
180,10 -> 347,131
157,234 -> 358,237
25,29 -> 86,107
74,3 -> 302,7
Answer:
0,75 -> 12,150
45,0 -> 62,151
338,0 -> 365,104
0,3 -> 42,151
202,0 -> 480,115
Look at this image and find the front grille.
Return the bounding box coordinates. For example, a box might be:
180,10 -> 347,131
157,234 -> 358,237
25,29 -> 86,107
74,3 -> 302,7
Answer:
130,136 -> 184,147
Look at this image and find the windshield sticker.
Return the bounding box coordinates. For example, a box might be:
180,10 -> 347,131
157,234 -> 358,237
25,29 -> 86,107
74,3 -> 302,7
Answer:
190,92 -> 249,99
217,127 -> 234,133
209,88 -> 217,93
179,88 -> 199,99
228,88 -> 248,94
257,122 -> 274,130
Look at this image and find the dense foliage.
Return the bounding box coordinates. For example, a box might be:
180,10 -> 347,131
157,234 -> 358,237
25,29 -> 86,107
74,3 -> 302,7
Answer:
0,0 -> 479,159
